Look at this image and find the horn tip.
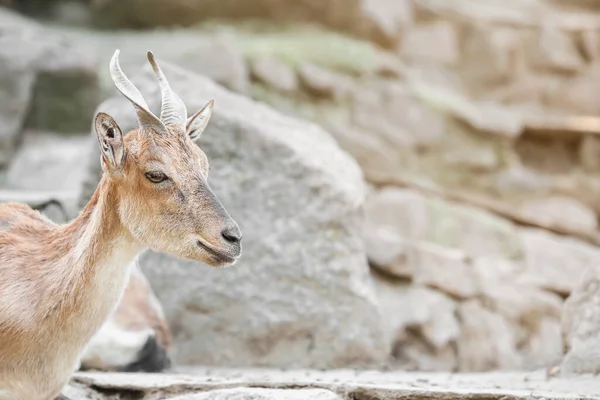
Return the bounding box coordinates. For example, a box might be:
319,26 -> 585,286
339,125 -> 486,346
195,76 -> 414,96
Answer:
147,50 -> 160,72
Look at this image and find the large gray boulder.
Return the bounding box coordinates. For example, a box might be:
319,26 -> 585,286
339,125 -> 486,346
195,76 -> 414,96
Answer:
78,58 -> 388,368
0,8 -> 99,165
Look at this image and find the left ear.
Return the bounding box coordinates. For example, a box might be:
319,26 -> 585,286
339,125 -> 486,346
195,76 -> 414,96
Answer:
186,99 -> 214,141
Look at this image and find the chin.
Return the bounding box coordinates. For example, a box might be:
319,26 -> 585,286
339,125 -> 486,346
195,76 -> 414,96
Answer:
167,247 -> 239,268
202,251 -> 239,268
152,241 -> 240,268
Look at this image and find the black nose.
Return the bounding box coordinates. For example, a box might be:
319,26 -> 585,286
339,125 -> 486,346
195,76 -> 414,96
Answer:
221,225 -> 242,243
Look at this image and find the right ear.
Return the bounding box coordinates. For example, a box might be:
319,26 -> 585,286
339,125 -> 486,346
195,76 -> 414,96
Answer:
186,99 -> 214,141
94,112 -> 125,173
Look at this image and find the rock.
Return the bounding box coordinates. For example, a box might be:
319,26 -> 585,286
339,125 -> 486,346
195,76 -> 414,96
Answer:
0,189 -> 77,223
330,81 -> 445,182
68,366 -> 600,399
393,331 -> 457,371
372,273 -> 460,350
480,283 -> 562,352
523,317 -> 562,369
409,83 -> 523,139
4,131 -> 91,193
366,226 -> 411,277
0,8 -> 99,165
518,195 -> 598,232
442,122 -> 500,172
325,124 -> 402,184
580,134 -> 600,173
472,256 -> 521,290
375,277 -> 459,371
415,0 -> 552,26
560,265 -> 600,375
457,300 -> 522,371
366,82 -> 445,149
365,187 -> 523,263
250,57 -> 298,93
580,29 -> 600,62
79,60 -> 388,368
473,256 -> 564,369
0,57 -> 35,168
171,388 -> 342,400
89,0 -> 412,49
371,231 -> 481,299
459,23 -> 525,87
545,65 -> 600,114
409,242 -> 479,299
359,0 -> 413,48
177,33 -> 249,95
517,228 -> 600,296
527,26 -> 585,73
400,21 -> 459,66
25,41 -> 100,133
297,63 -> 353,99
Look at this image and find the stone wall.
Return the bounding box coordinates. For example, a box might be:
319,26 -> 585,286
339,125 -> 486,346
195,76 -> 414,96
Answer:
3,0 -> 600,373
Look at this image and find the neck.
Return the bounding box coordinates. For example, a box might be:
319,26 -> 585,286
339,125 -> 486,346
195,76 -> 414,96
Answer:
51,175 -> 146,326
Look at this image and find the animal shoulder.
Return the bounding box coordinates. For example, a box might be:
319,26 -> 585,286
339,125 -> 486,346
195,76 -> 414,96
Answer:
0,203 -> 60,267
0,203 -> 57,232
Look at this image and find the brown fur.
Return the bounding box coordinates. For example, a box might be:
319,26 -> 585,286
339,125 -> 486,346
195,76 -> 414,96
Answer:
0,65 -> 241,398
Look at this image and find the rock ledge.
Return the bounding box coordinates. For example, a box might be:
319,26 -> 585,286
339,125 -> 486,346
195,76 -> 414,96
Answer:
66,368 -> 600,399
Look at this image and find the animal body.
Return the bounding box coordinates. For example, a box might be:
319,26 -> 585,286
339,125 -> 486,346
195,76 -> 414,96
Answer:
0,50 -> 242,400
79,260 -> 173,373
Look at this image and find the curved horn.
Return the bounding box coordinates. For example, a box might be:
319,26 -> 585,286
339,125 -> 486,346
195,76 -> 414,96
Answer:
147,51 -> 187,130
109,49 -> 167,133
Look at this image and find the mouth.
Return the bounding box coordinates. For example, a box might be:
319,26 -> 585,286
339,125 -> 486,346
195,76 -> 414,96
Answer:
196,239 -> 237,264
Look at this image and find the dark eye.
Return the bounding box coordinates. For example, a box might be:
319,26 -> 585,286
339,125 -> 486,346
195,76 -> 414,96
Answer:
145,171 -> 168,183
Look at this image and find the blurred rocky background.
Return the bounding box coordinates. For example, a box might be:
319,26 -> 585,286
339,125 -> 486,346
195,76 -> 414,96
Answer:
3,0 -> 600,386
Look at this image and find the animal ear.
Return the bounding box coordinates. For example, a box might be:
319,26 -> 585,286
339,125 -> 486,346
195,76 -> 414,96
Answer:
185,99 -> 214,141
94,112 -> 125,173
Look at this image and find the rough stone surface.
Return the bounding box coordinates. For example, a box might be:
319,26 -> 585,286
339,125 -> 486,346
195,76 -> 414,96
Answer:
373,273 -> 459,371
5,130 -> 91,193
12,0 -> 600,377
518,195 -> 598,232
400,21 -> 459,65
546,66 -> 600,114
459,23 -> 524,86
0,189 -> 74,223
580,134 -> 600,173
79,61 -> 388,368
560,265 -> 600,375
176,33 -> 249,95
517,228 -> 600,296
67,368 -> 600,399
365,187 -> 523,263
409,242 -> 479,299
527,26 -> 585,73
0,8 -> 99,165
250,58 -> 298,93
89,0 -> 413,49
297,63 -> 352,99
351,82 -> 446,150
170,388 -> 342,400
457,300 -> 522,372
